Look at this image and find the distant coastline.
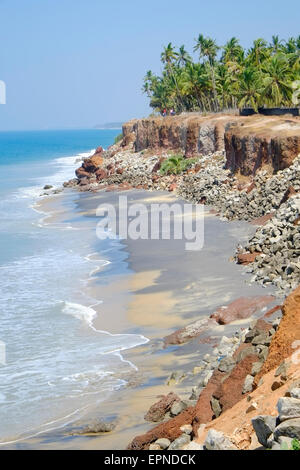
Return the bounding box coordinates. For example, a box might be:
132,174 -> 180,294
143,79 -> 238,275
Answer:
94,122 -> 124,130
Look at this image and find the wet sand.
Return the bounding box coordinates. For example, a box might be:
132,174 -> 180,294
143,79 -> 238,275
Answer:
5,189 -> 279,449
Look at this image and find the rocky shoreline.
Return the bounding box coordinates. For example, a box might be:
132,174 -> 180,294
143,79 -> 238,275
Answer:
59,113 -> 300,450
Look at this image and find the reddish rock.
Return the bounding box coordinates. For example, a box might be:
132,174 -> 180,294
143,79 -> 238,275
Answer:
250,213 -> 276,226
237,252 -> 262,265
210,296 -> 275,325
95,168 -> 108,181
144,393 -> 180,423
152,157 -> 166,173
168,183 -> 177,192
213,355 -> 259,412
279,186 -> 298,206
264,305 -> 282,319
94,146 -> 104,155
127,408 -> 195,450
246,182 -> 256,193
293,217 -> 300,226
116,167 -> 124,175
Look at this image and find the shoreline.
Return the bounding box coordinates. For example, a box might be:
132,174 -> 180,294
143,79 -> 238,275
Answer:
3,115 -> 299,450
5,185 -> 282,450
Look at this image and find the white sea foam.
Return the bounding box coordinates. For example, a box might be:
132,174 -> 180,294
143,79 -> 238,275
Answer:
62,301 -> 98,328
15,148 -> 95,201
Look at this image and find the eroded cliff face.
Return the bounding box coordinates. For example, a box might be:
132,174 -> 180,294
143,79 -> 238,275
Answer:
225,116 -> 300,176
123,114 -> 240,157
122,114 -> 300,176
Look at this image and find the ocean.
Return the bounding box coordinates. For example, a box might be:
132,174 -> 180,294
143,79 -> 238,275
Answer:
0,129 -> 148,444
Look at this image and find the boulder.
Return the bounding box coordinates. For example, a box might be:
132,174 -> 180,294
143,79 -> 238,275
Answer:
251,415 -> 277,447
274,418 -> 300,441
168,434 -> 191,450
210,296 -> 274,325
277,397 -> 300,422
204,430 -> 237,451
144,393 -> 180,423
154,438 -> 171,449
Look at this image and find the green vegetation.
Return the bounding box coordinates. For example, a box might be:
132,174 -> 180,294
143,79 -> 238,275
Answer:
143,35 -> 300,113
160,155 -> 198,175
280,439 -> 300,450
114,133 -> 123,145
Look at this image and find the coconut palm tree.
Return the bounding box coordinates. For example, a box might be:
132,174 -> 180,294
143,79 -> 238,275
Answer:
177,45 -> 192,67
261,54 -> 293,106
194,34 -> 220,110
222,37 -> 243,63
237,67 -> 262,111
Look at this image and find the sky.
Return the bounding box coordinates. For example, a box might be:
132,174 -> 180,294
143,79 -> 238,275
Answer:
0,0 -> 299,130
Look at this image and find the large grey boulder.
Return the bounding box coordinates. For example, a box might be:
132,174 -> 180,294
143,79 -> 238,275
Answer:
168,434 -> 191,450
290,388 -> 300,399
274,418 -> 300,441
204,429 -> 237,450
277,397 -> 300,422
252,415 -> 277,447
243,375 -> 254,394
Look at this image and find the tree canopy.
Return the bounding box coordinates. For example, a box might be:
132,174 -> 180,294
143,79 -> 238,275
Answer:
143,35 -> 300,113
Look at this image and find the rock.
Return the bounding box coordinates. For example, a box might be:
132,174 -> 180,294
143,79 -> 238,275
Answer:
211,397 -> 222,418
246,402 -> 258,413
277,436 -> 295,450
77,418 -> 116,434
184,441 -> 204,450
290,388 -> 300,399
218,357 -> 236,373
180,424 -> 193,435
243,375 -> 254,394
271,380 -> 286,391
252,416 -> 277,447
251,362 -> 263,377
204,430 -> 237,450
43,185 -> 53,190
144,393 -> 180,423
154,438 -> 171,449
277,397 -> 300,422
168,434 -> 191,450
237,252 -> 262,265
170,401 -> 187,417
252,333 -> 271,347
149,443 -> 162,450
210,296 -> 274,325
275,361 -> 288,378
274,418 -> 300,441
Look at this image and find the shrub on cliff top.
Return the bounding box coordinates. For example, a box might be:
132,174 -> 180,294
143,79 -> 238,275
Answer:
160,155 -> 197,175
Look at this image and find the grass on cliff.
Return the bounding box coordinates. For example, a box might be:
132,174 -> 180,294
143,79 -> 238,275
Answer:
160,155 -> 198,175
114,133 -> 123,145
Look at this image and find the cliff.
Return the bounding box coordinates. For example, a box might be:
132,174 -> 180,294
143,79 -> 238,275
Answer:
122,114 -> 300,176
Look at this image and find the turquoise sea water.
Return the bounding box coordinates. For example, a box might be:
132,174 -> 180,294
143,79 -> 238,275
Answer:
0,129 -> 147,444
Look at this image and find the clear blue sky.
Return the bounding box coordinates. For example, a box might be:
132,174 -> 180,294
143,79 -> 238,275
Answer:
0,0 -> 299,130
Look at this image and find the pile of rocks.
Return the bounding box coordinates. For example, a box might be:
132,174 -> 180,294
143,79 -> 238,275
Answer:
240,195 -> 300,294
252,386 -> 300,450
179,154 -> 300,223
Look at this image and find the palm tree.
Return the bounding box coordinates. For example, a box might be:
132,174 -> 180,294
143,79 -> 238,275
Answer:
177,45 -> 192,67
261,54 -> 293,106
222,37 -> 243,63
270,35 -> 284,54
161,43 -> 183,110
237,67 -> 262,111
249,38 -> 269,68
194,34 -> 220,110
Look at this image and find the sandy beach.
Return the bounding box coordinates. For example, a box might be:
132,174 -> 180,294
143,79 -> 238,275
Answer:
4,187 -> 280,450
